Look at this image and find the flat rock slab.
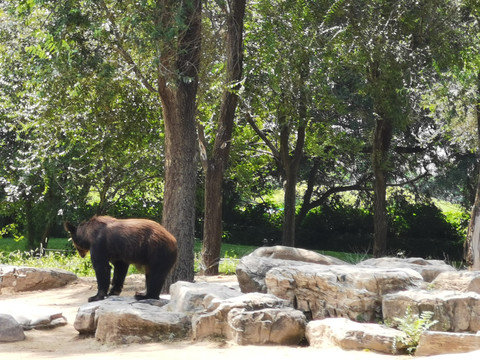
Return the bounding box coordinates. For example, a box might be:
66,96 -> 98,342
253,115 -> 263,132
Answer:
74,296 -> 190,344
306,317 -> 407,354
0,314 -> 25,342
0,265 -> 77,292
416,331 -> 480,356
0,300 -> 67,329
359,257 -> 455,282
383,289 -> 480,332
265,264 -> 423,322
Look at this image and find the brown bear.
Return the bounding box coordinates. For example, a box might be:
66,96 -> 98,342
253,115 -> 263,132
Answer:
64,215 -> 177,302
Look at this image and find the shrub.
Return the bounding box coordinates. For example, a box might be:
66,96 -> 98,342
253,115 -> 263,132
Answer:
391,306 -> 438,354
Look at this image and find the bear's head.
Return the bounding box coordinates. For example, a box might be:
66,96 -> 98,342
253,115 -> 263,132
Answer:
64,221 -> 90,258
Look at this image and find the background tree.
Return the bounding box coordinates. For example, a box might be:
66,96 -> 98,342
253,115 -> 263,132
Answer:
197,0 -> 246,275
15,0 -> 202,285
243,0 -> 334,247
0,3 -> 164,250
331,0 -> 463,256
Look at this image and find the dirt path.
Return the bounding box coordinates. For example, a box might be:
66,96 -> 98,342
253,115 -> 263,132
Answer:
0,276 -> 477,360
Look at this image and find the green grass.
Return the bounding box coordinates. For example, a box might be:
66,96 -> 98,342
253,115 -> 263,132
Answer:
0,237 -> 365,276
0,237 -> 258,277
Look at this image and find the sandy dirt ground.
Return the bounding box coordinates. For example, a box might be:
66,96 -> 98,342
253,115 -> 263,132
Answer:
0,275 -> 478,360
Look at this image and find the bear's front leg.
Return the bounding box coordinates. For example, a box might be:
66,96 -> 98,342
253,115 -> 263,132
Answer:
89,260 -> 111,302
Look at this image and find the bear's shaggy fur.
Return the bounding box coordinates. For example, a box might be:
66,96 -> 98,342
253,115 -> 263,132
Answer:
64,216 -> 177,302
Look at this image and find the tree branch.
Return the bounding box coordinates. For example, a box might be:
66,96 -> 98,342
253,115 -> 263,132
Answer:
197,122 -> 209,171
245,113 -> 280,160
98,0 -> 158,94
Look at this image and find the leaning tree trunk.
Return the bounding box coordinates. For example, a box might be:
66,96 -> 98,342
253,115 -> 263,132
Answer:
372,117 -> 392,257
464,75 -> 480,270
161,0 -> 202,289
201,0 -> 246,275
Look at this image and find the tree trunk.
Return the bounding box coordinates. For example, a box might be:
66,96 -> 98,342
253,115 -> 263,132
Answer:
202,164 -> 224,274
161,0 -> 202,289
200,0 -> 246,275
282,167 -> 298,247
464,74 -> 480,269
465,178 -> 480,269
280,119 -> 305,247
372,117 -> 392,257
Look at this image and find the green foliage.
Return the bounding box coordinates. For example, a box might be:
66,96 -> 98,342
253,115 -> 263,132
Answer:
0,249 -> 95,277
391,306 -> 438,354
298,202 -> 373,252
388,195 -> 464,260
223,201 -> 282,246
0,238 -> 256,276
0,223 -> 23,241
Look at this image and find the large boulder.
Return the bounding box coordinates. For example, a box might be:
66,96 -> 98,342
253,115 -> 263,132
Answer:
265,264 -> 424,322
248,246 -> 348,265
0,314 -> 25,342
227,307 -> 306,345
358,257 -> 455,282
431,271 -> 480,293
192,292 -> 289,340
383,289 -> 480,332
306,317 -> 407,354
0,265 -> 77,293
236,256 -> 311,293
166,281 -> 242,314
236,246 -> 347,294
74,297 -> 190,344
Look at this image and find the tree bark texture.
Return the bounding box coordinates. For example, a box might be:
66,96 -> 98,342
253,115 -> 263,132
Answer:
464,74 -> 480,269
159,0 -> 202,288
280,122 -> 305,247
201,0 -> 246,275
372,117 -> 392,257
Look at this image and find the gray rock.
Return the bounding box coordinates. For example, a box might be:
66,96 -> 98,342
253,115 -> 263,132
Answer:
0,314 -> 25,342
383,289 -> 480,332
74,296 -> 189,344
249,246 -> 348,265
265,264 -> 423,322
306,317 -> 407,354
228,307 -> 306,345
0,300 -> 67,330
0,265 -> 77,293
74,300 -> 104,334
192,292 -> 288,340
416,331 -> 480,356
358,257 -> 455,282
166,281 -> 242,314
236,256 -> 317,293
431,271 -> 480,293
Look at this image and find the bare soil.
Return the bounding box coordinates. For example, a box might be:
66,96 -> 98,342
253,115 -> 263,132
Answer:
0,275 -> 474,360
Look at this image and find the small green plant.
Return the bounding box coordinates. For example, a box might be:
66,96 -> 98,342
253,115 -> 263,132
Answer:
391,306 -> 438,354
219,250 -> 239,275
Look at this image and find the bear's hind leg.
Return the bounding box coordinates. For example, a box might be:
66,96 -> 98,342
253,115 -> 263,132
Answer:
134,265 -> 168,300
109,261 -> 129,296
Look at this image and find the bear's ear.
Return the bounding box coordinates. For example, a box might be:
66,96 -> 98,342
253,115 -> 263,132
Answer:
64,221 -> 76,235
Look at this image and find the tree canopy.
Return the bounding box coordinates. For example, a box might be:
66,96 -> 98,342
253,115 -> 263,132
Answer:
1,0 -> 478,269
